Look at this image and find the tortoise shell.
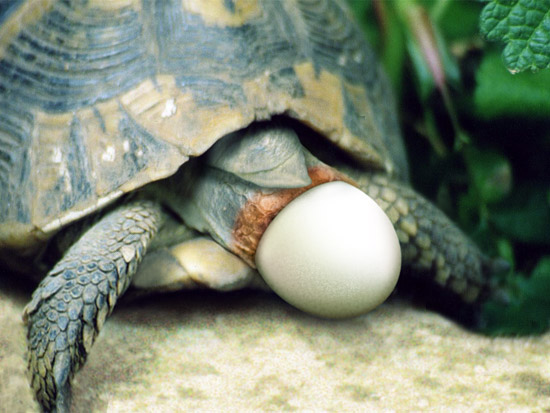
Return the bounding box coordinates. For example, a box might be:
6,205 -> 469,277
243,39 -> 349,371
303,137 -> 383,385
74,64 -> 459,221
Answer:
0,0 -> 407,250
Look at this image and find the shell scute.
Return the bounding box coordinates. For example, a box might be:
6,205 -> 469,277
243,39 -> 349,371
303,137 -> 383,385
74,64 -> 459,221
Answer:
0,0 -> 406,250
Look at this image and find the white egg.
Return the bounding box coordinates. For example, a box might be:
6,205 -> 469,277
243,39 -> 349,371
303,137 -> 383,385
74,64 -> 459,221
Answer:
255,181 -> 401,319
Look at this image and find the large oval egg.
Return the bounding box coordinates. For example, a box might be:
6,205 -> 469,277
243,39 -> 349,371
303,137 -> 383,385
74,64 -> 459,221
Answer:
255,181 -> 401,319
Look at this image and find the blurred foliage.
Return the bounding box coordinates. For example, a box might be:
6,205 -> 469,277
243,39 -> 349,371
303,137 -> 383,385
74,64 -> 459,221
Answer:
483,257 -> 550,334
475,51 -> 550,118
347,0 -> 550,335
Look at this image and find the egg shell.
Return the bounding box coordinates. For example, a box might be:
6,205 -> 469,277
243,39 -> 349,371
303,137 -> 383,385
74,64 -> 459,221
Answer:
255,181 -> 401,319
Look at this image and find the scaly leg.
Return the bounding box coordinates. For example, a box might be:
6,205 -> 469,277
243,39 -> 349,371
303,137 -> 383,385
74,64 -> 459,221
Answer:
23,201 -> 163,412
357,174 -> 505,307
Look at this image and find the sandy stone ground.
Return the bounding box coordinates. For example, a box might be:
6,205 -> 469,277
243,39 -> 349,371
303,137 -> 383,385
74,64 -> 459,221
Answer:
2,273 -> 549,413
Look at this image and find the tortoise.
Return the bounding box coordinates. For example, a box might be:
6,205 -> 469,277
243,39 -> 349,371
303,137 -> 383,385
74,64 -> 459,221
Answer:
0,0 -> 506,411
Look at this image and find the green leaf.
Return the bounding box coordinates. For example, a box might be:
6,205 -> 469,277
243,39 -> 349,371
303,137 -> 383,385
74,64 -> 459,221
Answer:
346,0 -> 375,41
464,147 -> 512,204
379,4 -> 407,93
532,256 -> 550,281
480,257 -> 550,335
407,36 -> 436,100
434,0 -> 484,40
480,0 -> 550,72
345,1 -> 406,92
490,185 -> 550,244
474,51 -> 550,118
496,238 -> 515,268
346,0 -> 371,18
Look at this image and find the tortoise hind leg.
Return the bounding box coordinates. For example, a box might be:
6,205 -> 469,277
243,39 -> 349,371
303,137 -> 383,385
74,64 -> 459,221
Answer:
23,201 -> 163,412
131,236 -> 267,293
357,174 -> 506,309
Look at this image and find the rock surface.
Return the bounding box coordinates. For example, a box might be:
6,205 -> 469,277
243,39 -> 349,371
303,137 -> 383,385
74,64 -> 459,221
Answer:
2,274 -> 549,412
